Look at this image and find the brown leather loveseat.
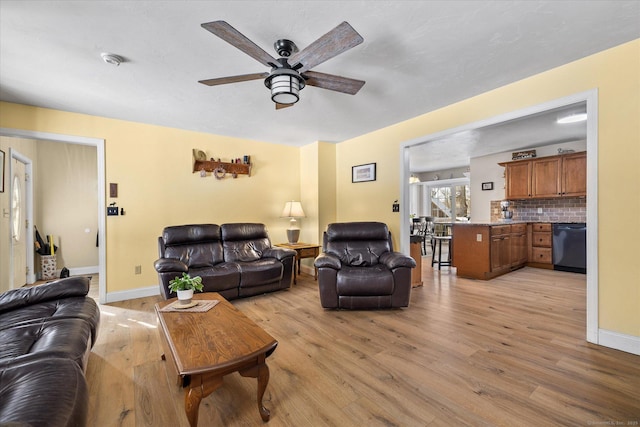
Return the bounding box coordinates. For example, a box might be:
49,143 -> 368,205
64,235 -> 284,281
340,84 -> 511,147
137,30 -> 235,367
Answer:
154,223 -> 296,300
0,276 -> 100,427
314,222 -> 416,309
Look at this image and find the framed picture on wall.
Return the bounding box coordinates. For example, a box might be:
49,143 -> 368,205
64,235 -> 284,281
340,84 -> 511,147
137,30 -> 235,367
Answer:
0,150 -> 5,192
352,163 -> 376,183
481,181 -> 494,191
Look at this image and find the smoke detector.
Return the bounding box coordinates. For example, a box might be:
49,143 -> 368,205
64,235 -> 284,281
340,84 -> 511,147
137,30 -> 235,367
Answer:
101,52 -> 123,66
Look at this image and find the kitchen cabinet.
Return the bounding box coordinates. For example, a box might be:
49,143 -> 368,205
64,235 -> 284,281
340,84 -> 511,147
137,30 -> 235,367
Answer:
531,156 -> 561,198
561,152 -> 587,196
452,223 -> 527,280
504,161 -> 531,199
490,225 -> 511,273
510,223 -> 528,267
528,223 -> 553,268
500,152 -> 586,200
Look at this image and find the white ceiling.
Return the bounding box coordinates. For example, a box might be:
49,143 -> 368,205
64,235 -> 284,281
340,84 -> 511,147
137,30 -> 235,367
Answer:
409,101 -> 588,172
1,1 -> 638,161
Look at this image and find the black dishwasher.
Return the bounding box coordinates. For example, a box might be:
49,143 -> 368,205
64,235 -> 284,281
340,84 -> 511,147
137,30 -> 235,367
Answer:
552,223 -> 587,274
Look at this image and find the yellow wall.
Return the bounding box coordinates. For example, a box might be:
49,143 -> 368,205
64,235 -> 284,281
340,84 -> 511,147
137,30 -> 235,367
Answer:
336,39 -> 640,337
0,103 -> 301,292
317,141 -> 337,242
299,141 -> 337,271
36,141 -> 98,270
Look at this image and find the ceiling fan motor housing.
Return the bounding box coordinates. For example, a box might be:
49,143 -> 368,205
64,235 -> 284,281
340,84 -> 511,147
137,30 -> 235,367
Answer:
274,39 -> 298,57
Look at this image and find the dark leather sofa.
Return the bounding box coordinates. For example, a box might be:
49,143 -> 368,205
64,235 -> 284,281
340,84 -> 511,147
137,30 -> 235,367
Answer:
314,222 -> 416,309
0,276 -> 100,427
154,223 -> 296,300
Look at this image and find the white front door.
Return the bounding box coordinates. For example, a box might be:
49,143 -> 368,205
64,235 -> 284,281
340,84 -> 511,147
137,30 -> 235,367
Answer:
11,159 -> 26,287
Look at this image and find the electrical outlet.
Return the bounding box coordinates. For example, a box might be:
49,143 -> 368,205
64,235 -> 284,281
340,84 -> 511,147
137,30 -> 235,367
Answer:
107,206 -> 118,216
476,234 -> 482,242
537,207 -> 543,214
135,265 -> 142,275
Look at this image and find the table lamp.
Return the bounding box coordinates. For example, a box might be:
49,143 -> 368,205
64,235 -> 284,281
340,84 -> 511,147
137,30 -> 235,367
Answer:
281,201 -> 305,244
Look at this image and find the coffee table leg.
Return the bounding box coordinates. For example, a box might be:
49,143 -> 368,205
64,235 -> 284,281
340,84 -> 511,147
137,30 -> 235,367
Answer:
184,375 -> 223,427
239,360 -> 271,422
185,386 -> 203,427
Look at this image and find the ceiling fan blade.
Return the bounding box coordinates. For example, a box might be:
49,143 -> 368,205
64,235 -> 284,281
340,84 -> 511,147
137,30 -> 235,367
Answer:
276,102 -> 294,110
289,22 -> 364,73
198,72 -> 269,86
201,21 -> 279,68
303,71 -> 365,95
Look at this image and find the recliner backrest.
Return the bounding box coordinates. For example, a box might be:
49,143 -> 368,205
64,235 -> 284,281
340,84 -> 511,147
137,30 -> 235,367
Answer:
221,223 -> 271,262
160,224 -> 224,267
323,222 -> 392,267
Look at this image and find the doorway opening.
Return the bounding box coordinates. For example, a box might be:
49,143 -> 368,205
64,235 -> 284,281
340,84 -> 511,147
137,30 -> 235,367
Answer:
399,89 -> 598,345
0,128 -> 106,303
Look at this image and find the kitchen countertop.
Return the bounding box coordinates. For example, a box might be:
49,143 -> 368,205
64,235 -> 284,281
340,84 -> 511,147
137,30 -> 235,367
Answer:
452,220 -> 527,226
452,220 -> 585,226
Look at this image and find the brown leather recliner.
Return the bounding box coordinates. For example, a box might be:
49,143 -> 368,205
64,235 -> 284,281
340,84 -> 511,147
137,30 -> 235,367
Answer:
314,222 -> 416,309
154,223 -> 296,301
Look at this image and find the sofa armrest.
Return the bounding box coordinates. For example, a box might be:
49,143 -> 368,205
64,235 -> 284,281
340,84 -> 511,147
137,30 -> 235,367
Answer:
0,277 -> 90,315
314,253 -> 342,270
379,252 -> 416,270
263,247 -> 296,261
153,258 -> 188,273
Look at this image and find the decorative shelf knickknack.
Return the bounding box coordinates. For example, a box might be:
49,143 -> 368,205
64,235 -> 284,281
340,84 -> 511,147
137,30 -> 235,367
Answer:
192,150 -> 251,180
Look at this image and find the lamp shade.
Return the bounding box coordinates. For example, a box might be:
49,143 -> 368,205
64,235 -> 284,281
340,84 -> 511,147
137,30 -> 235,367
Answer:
281,201 -> 306,219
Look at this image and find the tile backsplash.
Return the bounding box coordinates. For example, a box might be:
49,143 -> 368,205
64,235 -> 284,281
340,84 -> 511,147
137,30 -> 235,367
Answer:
490,197 -> 586,222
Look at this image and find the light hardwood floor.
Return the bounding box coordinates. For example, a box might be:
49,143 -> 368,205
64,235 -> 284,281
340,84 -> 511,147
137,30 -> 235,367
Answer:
85,266 -> 640,426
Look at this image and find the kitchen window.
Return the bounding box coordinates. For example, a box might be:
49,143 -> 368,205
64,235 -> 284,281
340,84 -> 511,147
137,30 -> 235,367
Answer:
410,178 -> 470,221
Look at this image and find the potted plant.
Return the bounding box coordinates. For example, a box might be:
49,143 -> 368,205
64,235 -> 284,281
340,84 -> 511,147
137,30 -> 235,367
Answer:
168,273 -> 204,304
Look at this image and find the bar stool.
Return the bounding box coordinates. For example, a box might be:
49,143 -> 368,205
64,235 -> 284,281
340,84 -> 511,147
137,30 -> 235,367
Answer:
431,235 -> 452,269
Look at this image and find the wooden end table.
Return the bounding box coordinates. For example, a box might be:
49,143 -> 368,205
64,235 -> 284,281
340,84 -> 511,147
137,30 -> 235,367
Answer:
155,293 -> 277,426
275,242 -> 320,284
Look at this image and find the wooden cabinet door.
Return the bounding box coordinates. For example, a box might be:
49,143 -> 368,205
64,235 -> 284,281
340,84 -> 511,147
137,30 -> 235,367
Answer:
505,161 -> 531,199
561,152 -> 587,196
510,232 -> 528,267
490,234 -> 511,272
531,156 -> 561,198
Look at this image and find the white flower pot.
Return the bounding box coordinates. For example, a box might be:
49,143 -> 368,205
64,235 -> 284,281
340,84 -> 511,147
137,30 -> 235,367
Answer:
176,289 -> 194,304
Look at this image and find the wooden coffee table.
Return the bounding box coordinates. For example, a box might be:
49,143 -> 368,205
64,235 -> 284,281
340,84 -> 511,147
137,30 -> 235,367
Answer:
155,293 -> 277,426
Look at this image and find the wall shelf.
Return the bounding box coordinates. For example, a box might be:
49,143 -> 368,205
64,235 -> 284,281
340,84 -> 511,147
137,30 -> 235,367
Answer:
193,160 -> 252,178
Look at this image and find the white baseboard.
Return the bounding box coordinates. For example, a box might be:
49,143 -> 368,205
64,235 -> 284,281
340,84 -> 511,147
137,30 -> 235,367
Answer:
70,266 -> 99,276
105,285 -> 160,303
299,264 -> 319,278
598,329 -> 640,356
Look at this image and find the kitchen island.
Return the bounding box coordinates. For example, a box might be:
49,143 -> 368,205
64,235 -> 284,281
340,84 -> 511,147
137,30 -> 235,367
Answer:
452,221 -> 530,280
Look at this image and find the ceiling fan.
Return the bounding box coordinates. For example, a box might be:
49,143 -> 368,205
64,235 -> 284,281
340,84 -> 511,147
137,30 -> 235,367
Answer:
198,21 -> 365,109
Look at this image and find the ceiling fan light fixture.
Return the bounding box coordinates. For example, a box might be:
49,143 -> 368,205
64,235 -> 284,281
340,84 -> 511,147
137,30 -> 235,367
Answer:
265,68 -> 305,105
